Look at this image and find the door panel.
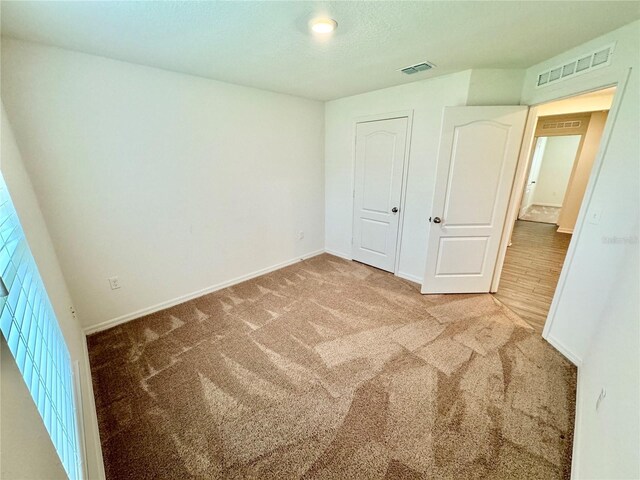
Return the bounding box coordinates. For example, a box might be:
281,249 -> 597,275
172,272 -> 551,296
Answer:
362,133 -> 396,213
444,122 -> 510,226
352,117 -> 409,272
422,106 -> 527,293
360,219 -> 388,254
436,236 -> 490,276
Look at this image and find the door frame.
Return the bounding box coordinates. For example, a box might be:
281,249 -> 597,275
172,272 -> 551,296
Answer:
517,113 -> 591,224
350,110 -> 414,275
491,70 -> 630,357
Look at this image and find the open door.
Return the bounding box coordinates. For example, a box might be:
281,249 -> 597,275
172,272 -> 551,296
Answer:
422,106 -> 528,294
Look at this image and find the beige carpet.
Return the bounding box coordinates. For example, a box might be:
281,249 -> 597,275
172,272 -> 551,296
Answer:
88,254 -> 576,479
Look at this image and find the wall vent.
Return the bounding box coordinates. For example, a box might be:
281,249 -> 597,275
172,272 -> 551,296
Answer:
400,61 -> 435,75
536,43 -> 615,88
542,120 -> 582,130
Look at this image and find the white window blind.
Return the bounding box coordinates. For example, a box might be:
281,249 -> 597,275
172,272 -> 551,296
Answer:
0,174 -> 80,479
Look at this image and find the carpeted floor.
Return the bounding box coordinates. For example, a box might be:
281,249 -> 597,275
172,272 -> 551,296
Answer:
88,254 -> 576,479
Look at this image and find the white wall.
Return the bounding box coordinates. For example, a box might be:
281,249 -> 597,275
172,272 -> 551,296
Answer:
531,135 -> 581,207
557,111 -> 608,233
0,38 -> 325,330
1,337 -> 67,479
522,20 -> 639,479
1,102 -> 104,478
466,68 -> 525,106
325,71 -> 471,282
573,241 -> 639,479
524,19 -> 639,363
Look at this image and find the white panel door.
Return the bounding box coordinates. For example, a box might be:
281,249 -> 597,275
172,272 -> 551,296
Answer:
352,117 -> 409,272
422,106 -> 528,293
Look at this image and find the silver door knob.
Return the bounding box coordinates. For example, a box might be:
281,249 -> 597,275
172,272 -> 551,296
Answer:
391,207 -> 398,213
433,217 -> 442,223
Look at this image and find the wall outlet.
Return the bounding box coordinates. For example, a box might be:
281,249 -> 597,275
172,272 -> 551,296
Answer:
108,276 -> 121,290
297,231 -> 305,240
596,387 -> 606,410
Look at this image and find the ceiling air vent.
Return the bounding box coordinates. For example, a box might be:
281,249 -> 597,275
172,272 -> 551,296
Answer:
536,43 -> 615,88
400,61 -> 435,75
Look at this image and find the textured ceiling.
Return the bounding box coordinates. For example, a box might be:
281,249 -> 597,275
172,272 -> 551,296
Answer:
1,1 -> 639,101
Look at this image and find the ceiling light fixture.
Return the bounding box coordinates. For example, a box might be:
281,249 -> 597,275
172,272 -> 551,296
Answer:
310,17 -> 337,34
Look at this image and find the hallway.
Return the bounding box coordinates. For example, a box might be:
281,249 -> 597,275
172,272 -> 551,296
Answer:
494,220 -> 572,332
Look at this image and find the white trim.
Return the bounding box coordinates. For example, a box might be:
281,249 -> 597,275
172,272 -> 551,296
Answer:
392,112 -> 414,275
556,227 -> 574,234
80,337 -> 106,480
83,249 -> 324,334
349,110 -> 414,275
324,248 -> 352,260
531,202 -> 563,208
72,361 -> 88,480
545,332 -> 582,366
396,271 -> 423,284
353,110 -> 415,125
543,70 -> 630,342
491,106 -> 536,293
570,366 -> 585,479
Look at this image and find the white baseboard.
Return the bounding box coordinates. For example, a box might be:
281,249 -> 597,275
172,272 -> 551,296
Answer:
324,248 -> 352,260
545,330 -> 583,479
83,249 -> 325,335
396,271 -> 423,284
323,249 -> 422,285
532,202 -> 563,208
570,367 -> 584,479
544,332 -> 582,367
557,227 -> 574,234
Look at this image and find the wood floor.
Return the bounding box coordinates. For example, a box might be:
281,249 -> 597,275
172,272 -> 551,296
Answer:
494,220 -> 572,332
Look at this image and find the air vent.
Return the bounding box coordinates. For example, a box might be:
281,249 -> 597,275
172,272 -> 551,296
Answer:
542,120 -> 582,130
536,43 -> 615,88
400,61 -> 435,75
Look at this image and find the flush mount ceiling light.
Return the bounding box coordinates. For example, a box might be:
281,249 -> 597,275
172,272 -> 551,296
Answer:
310,17 -> 337,34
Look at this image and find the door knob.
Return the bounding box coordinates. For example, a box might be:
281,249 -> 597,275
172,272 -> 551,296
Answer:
391,207 -> 398,213
433,217 -> 442,223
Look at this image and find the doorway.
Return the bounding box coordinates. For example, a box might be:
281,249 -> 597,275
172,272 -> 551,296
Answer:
494,87 -> 615,331
519,133 -> 582,225
351,113 -> 412,273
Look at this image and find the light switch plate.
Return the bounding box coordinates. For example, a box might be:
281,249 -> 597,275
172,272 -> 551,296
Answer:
588,208 -> 603,225
108,276 -> 121,290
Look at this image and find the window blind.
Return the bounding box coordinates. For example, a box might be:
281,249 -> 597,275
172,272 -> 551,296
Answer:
0,174 -> 80,480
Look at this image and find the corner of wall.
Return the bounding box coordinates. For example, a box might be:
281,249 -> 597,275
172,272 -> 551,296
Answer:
1,101 -> 106,480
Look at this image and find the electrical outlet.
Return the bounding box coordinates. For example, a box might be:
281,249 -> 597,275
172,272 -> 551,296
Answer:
108,276 -> 121,290
297,231 -> 305,240
596,387 -> 606,410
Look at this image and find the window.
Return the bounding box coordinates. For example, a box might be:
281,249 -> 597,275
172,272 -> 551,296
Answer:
0,174 -> 80,479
